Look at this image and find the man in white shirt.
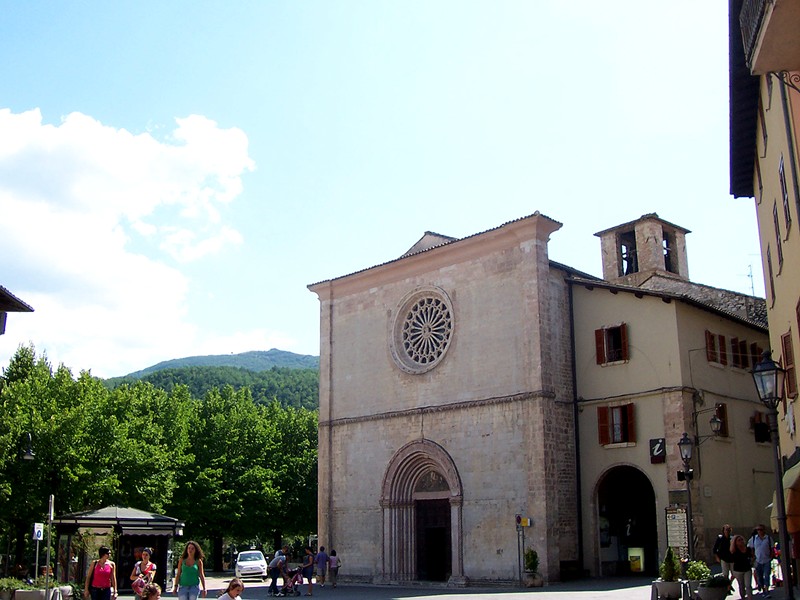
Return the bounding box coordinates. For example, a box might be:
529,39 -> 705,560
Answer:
748,524 -> 773,595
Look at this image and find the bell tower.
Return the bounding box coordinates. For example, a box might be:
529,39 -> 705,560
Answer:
595,213 -> 690,286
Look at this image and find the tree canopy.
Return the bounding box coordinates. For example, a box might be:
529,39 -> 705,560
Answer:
0,346 -> 318,570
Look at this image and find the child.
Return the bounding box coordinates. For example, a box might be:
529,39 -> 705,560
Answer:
218,579 -> 244,600
141,584 -> 161,600
328,551 -> 340,589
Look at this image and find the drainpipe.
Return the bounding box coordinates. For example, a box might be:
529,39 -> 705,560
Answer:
567,279 -> 585,574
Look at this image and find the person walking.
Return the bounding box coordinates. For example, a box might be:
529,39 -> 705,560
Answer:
731,535 -> 754,600
315,547 -> 328,588
84,546 -> 118,600
748,524 -> 774,595
300,547 -> 314,596
327,551 -> 340,589
713,524 -> 734,581
174,541 -> 207,600
130,548 -> 157,599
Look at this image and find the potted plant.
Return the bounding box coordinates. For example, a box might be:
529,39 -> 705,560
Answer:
696,573 -> 731,600
685,560 -> 711,596
14,577 -> 59,600
523,548 -> 543,587
0,577 -> 29,600
655,547 -> 683,599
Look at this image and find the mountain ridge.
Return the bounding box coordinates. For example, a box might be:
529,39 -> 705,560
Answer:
122,348 -> 319,379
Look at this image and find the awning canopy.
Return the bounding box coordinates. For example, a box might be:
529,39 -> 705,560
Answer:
54,506 -> 184,535
770,462 -> 800,534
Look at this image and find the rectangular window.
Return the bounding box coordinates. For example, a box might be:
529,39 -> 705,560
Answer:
781,156 -> 792,235
715,403 -> 730,438
756,157 -> 764,204
595,323 -> 629,364
782,331 -> 797,399
767,73 -> 774,110
597,404 -> 636,445
759,98 -> 768,156
774,202 -> 784,268
731,338 -> 750,369
750,342 -> 765,369
752,411 -> 770,443
767,247 -> 776,304
705,330 -> 728,365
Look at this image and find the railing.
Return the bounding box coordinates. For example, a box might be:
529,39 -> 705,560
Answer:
739,0 -> 769,68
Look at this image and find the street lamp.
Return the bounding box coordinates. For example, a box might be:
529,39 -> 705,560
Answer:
752,351 -> 795,600
677,410 -> 722,561
677,432 -> 695,560
21,433 -> 54,600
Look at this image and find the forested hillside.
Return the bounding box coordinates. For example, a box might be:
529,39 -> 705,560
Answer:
106,366 -> 319,410
123,348 -> 319,378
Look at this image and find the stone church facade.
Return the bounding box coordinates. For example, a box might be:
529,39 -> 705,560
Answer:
309,213 -> 579,585
308,211 -> 773,584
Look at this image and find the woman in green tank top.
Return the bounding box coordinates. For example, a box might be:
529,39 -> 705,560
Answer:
173,541 -> 207,600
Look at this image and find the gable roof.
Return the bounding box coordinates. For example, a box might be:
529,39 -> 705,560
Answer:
568,275 -> 768,331
308,211 -> 562,288
402,231 -> 457,257
0,285 -> 34,312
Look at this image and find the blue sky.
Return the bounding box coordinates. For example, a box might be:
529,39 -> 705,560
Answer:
0,0 -> 763,378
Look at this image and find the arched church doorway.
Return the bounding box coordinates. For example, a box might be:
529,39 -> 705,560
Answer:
596,465 -> 658,577
381,440 -> 465,584
416,497 -> 451,581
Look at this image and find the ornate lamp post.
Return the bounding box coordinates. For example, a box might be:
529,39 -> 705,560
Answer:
677,432 -> 695,560
752,351 -> 795,600
677,413 -> 722,560
678,409 -> 722,560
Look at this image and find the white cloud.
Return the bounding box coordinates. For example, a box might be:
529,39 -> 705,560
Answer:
0,108 -> 256,376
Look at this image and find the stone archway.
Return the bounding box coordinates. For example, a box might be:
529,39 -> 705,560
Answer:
595,465 -> 658,577
380,439 -> 465,585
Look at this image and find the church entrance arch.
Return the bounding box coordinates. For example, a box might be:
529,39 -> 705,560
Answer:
381,440 -> 465,584
596,465 -> 658,577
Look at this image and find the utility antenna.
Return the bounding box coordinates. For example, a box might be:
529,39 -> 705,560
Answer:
747,264 -> 755,296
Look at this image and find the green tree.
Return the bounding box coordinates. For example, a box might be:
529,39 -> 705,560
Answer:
1,347 -> 318,571
0,347 -> 195,566
0,347 -> 96,565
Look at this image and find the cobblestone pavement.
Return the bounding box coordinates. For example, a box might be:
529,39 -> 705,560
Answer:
168,573 -> 656,600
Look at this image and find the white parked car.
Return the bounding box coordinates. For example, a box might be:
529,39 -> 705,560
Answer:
235,550 -> 268,580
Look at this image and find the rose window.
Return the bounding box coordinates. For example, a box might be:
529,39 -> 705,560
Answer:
391,287 -> 454,374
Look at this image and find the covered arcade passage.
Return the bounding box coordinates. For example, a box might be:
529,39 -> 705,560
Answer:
380,439 -> 465,584
596,466 -> 658,577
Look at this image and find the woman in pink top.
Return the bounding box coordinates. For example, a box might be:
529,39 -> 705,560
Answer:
83,546 -> 118,600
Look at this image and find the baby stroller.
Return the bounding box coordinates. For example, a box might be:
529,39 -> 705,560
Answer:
277,566 -> 304,597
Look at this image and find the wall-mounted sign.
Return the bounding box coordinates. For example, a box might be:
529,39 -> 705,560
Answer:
650,438 -> 666,463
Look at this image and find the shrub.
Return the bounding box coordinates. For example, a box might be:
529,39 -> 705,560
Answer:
659,547 -> 681,582
686,560 -> 711,581
0,577 -> 35,591
524,548 -> 539,574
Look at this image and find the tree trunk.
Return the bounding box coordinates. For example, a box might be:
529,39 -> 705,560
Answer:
272,530 -> 282,554
213,536 -> 224,572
